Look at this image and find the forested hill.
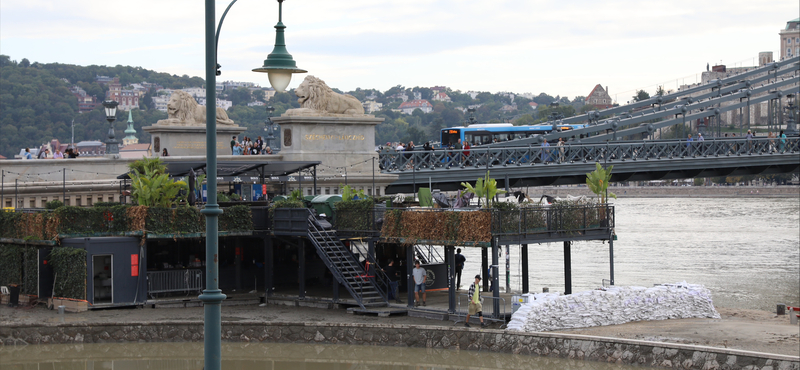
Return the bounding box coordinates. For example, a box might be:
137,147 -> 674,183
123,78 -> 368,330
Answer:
0,55 -> 211,158
0,54 -> 598,159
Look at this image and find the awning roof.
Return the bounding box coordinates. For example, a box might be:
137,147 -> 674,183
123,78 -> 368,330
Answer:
117,159 -> 320,179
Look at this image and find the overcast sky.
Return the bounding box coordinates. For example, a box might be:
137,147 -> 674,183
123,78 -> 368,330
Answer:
1,0 -> 796,102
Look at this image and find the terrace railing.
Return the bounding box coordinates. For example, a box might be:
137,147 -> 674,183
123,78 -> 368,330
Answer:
491,203 -> 614,241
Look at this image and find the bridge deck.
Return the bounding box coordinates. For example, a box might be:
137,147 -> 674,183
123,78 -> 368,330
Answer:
380,137 -> 800,193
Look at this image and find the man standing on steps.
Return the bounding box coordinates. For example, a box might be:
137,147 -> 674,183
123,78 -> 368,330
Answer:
455,248 -> 466,290
465,275 -> 486,328
412,260 -> 426,307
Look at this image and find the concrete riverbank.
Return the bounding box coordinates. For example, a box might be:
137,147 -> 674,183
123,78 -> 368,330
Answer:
1,304 -> 797,369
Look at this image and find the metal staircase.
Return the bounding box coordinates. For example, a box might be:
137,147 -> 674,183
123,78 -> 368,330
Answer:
307,212 -> 389,309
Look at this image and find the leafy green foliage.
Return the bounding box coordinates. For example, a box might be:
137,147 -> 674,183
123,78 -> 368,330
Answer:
334,199 -> 374,231
22,246 -> 38,295
461,171 -> 506,209
289,189 -> 304,201
632,90 -> 651,102
49,246 -> 87,300
45,200 -> 64,210
129,157 -> 188,207
586,162 -> 617,204
219,205 -> 252,231
0,244 -> 23,286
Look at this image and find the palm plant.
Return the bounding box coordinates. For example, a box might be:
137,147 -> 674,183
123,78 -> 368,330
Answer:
461,171 -> 506,209
586,162 -> 617,204
129,157 -> 188,207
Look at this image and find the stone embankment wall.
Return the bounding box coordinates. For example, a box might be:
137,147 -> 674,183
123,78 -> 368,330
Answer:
1,322 -> 797,370
532,186 -> 799,198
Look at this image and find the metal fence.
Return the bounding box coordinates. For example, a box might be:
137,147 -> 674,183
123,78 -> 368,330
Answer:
379,137 -> 800,173
453,293 -> 508,328
491,204 -> 614,238
147,269 -> 204,297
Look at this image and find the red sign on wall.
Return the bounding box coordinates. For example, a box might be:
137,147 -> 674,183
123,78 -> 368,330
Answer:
131,254 -> 139,277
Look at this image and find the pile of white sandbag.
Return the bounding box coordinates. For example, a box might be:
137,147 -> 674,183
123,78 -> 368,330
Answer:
507,282 -> 720,332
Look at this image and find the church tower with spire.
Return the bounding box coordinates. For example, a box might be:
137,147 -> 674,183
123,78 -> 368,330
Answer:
122,110 -> 138,146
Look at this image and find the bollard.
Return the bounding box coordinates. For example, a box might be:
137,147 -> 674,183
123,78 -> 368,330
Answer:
777,303 -> 786,315
58,305 -> 65,315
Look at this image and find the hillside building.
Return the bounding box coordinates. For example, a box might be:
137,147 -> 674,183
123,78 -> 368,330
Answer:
586,84 -> 613,109
780,18 -> 800,60
398,99 -> 433,114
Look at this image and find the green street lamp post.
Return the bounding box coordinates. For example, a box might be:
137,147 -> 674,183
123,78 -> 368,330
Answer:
202,1 -> 304,370
101,100 -> 120,155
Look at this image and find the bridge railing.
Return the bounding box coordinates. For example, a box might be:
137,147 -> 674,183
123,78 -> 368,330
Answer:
379,137 -> 799,172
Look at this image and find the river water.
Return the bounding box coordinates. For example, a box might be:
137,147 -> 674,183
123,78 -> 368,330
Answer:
460,197 -> 800,311
0,342 -> 642,369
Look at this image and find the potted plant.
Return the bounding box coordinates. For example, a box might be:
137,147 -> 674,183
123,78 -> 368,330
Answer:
586,162 -> 616,226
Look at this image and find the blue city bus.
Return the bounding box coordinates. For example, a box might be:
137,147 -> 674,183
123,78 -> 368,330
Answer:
440,123 -> 589,147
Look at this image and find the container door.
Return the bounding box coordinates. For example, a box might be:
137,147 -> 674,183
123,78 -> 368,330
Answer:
92,255 -> 113,304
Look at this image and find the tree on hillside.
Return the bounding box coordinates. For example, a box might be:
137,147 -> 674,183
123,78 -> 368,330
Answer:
227,87 -> 253,106
632,90 -> 650,102
533,93 -> 555,105
253,90 -> 266,102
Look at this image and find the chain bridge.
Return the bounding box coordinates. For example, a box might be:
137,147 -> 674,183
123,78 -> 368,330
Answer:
381,57 -> 800,193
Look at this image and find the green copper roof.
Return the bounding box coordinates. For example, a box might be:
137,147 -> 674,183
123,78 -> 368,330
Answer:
124,110 -> 136,137
788,18 -> 800,30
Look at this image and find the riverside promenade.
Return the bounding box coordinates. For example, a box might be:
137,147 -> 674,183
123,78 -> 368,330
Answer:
1,294 -> 798,369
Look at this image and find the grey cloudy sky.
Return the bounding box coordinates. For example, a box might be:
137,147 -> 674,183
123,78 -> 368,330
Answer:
1,0 -> 796,101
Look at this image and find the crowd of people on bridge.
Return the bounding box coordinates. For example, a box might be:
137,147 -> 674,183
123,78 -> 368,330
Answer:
230,136 -> 273,156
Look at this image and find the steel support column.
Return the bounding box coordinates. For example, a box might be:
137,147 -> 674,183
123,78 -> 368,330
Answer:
609,235 -> 615,286
491,239 -> 500,316
407,245 -> 414,308
521,244 -> 529,293
298,239 -> 305,299
563,241 -> 572,295
198,2 -> 226,369
446,245 -> 456,313
234,239 -> 242,291
264,235 -> 273,297
481,246 -> 489,293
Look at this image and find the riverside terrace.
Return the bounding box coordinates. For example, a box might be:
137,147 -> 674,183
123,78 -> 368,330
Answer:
0,198 -> 613,325
379,136 -> 800,193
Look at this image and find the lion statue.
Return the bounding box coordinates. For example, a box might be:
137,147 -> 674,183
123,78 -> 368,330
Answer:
285,76 -> 365,116
156,90 -> 235,126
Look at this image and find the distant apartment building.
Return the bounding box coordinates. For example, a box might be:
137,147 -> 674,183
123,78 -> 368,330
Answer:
222,80 -> 257,89
151,90 -> 173,112
95,75 -> 114,85
362,100 -> 383,113
586,84 -> 613,109
467,91 -> 480,99
70,85 -> 100,113
432,92 -> 451,102
398,99 -> 433,114
780,18 -> 799,60
182,87 -> 206,99
106,78 -> 139,111
76,141 -> 106,157
528,102 -> 539,110
196,97 -> 233,110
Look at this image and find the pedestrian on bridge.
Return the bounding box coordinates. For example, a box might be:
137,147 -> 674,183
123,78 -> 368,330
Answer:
779,130 -> 787,153
541,140 -> 551,163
